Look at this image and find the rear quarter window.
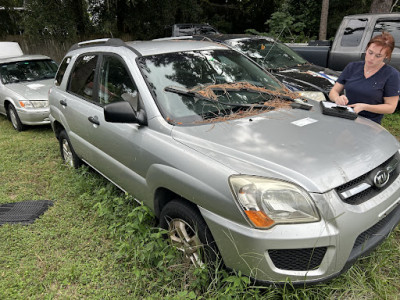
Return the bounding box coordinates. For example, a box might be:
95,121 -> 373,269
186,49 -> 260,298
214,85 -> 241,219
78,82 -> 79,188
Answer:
55,56 -> 71,86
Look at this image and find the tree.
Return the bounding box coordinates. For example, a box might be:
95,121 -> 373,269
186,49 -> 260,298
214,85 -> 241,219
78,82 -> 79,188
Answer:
319,0 -> 329,40
265,0 -> 320,42
0,0 -> 24,36
23,0 -> 91,40
370,0 -> 393,13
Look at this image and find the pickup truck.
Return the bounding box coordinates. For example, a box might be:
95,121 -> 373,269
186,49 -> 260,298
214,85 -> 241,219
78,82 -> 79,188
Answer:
287,13 -> 400,71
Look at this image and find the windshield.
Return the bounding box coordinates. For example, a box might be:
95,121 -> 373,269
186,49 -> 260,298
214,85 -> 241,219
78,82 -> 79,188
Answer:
0,59 -> 58,84
228,38 -> 308,70
138,49 -> 294,124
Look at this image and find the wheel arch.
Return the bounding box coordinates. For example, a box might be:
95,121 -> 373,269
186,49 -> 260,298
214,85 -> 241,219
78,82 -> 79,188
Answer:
153,187 -> 201,220
146,163 -> 234,223
52,120 -> 66,139
4,99 -> 14,117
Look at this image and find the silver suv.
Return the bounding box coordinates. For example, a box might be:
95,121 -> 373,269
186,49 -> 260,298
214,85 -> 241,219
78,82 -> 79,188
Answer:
49,38 -> 400,285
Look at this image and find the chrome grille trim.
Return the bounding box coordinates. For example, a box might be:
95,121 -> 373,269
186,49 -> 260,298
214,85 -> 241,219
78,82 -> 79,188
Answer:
336,152 -> 400,205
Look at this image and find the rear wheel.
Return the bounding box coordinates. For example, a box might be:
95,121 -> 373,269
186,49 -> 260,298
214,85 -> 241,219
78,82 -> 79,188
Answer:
59,130 -> 81,168
8,104 -> 24,131
159,199 -> 219,267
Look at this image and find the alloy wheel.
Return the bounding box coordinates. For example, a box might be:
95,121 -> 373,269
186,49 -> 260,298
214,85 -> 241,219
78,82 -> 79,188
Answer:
9,109 -> 18,129
168,218 -> 204,267
62,138 -> 74,167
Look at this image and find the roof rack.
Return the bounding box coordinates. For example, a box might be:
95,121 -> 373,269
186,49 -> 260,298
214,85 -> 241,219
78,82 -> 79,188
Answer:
152,36 -> 195,41
68,38 -> 126,52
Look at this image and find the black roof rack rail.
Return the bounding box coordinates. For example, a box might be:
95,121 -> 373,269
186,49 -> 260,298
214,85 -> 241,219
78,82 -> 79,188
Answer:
68,38 -> 126,52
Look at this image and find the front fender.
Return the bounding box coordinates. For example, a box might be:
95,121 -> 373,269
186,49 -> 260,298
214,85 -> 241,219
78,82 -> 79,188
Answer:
145,163 -> 246,226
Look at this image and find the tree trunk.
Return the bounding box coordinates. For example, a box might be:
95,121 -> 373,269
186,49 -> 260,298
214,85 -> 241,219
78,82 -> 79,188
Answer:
319,0 -> 329,40
370,0 -> 393,13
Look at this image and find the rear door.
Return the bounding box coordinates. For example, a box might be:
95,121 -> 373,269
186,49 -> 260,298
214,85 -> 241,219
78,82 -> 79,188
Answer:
56,53 -> 100,161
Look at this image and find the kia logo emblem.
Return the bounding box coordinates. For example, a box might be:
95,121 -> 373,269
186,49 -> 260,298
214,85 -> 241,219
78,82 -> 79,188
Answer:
374,170 -> 390,188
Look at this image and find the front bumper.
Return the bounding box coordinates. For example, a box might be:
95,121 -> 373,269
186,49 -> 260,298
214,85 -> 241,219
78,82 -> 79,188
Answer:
200,173 -> 400,284
16,107 -> 50,125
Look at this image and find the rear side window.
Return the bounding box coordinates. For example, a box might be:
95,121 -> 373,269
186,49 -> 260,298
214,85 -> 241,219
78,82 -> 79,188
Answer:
373,19 -> 400,47
67,54 -> 98,101
55,56 -> 71,86
341,18 -> 368,47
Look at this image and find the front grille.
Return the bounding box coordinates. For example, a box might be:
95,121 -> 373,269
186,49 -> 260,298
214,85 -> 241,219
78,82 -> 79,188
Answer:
268,247 -> 327,271
336,152 -> 400,205
345,204 -> 400,267
353,204 -> 398,249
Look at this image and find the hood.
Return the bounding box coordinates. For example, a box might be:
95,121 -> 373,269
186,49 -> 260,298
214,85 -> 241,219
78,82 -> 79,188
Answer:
273,64 -> 339,93
171,103 -> 399,193
5,79 -> 53,100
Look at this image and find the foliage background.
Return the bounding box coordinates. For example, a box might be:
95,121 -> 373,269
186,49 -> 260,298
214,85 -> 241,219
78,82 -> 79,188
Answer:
2,0 -> 400,62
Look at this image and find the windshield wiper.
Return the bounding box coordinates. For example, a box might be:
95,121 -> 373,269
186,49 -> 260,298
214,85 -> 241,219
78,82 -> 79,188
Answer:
164,86 -> 275,110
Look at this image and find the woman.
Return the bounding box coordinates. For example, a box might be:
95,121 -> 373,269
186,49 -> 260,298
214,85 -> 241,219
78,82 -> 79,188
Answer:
329,32 -> 400,124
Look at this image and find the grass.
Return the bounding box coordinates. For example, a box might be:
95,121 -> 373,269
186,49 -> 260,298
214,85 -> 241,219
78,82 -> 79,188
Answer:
0,113 -> 399,299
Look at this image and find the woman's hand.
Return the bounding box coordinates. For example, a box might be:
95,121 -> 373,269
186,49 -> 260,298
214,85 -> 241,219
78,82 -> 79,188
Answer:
348,103 -> 364,114
334,95 -> 349,106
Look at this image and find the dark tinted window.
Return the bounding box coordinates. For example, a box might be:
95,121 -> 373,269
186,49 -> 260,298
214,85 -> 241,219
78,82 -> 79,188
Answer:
373,19 -> 400,47
229,38 -> 307,69
341,18 -> 368,47
98,55 -> 138,108
67,54 -> 98,101
55,56 -> 71,86
174,24 -> 218,37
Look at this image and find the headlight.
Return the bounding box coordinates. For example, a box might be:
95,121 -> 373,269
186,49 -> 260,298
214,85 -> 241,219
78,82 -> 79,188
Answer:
19,100 -> 49,108
229,175 -> 320,229
297,91 -> 326,101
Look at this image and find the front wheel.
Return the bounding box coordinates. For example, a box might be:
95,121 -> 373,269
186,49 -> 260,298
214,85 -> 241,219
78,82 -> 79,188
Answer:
59,130 -> 81,168
8,104 -> 24,131
159,199 -> 220,268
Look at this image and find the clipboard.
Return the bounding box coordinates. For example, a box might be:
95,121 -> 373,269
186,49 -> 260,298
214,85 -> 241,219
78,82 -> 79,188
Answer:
320,101 -> 358,120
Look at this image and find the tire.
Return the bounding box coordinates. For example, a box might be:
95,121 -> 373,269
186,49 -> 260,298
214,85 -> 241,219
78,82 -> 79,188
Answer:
159,199 -> 220,268
59,130 -> 81,168
8,104 -> 24,131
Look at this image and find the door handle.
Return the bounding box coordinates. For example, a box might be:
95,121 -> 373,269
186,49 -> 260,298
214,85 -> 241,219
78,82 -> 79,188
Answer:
88,116 -> 100,125
60,99 -> 67,107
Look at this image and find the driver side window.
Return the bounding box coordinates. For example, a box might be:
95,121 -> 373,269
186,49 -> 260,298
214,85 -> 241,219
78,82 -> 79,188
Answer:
99,55 -> 139,110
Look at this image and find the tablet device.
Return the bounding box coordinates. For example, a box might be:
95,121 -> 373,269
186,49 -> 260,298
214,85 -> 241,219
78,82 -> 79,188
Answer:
320,101 -> 358,120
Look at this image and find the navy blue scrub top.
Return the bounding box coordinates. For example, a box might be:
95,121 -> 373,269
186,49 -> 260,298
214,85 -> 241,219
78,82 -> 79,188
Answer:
337,61 -> 400,124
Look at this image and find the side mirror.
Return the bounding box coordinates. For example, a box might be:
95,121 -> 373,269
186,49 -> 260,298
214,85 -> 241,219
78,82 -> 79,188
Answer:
104,101 -> 147,126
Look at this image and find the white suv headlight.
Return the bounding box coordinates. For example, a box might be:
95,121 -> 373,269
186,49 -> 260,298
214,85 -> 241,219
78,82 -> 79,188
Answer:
19,100 -> 49,109
229,175 -> 320,229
